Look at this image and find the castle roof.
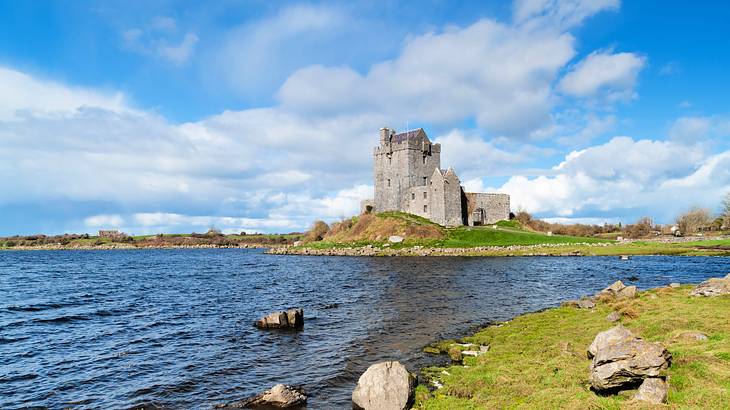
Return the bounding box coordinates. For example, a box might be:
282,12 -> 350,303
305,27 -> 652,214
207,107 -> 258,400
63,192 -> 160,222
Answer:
392,128 -> 426,143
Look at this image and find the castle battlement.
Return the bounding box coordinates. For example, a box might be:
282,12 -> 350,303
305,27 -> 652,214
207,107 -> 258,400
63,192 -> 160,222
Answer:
364,127 -> 510,227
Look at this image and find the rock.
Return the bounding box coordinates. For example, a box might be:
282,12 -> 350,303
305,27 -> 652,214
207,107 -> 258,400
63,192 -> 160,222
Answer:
216,384 -> 306,408
577,298 -> 596,309
388,235 -> 404,243
633,377 -> 668,404
587,325 -> 635,359
292,241 -> 303,246
616,285 -> 637,299
606,311 -> 621,322
673,331 -> 709,342
599,280 -> 626,297
352,361 -> 416,410
669,282 -> 681,288
255,308 -> 304,329
588,326 -> 671,391
690,275 -> 730,297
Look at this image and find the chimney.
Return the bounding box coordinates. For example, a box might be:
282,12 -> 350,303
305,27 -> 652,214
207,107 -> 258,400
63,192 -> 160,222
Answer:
379,127 -> 390,144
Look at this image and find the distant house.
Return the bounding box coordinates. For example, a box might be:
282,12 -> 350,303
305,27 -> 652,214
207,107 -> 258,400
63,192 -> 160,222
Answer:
98,230 -> 128,240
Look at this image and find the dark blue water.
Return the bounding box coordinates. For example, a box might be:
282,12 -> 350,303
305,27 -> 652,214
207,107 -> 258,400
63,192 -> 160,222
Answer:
1,250 -> 728,409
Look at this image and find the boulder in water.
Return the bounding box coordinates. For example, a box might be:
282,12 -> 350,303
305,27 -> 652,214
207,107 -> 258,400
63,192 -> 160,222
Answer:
215,384 -> 306,408
255,308 -> 303,329
352,361 -> 416,410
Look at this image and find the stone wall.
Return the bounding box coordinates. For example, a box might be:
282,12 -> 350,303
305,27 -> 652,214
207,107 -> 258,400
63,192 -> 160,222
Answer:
465,193 -> 510,225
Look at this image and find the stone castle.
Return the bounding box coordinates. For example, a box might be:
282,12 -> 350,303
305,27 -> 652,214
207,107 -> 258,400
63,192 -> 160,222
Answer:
361,128 -> 510,227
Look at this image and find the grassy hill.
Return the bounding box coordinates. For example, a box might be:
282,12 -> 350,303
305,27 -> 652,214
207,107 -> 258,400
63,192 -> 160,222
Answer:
309,212 -> 609,249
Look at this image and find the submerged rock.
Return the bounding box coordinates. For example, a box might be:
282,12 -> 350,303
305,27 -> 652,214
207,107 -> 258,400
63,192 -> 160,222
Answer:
633,377 -> 669,404
690,274 -> 730,297
216,384 -> 306,408
588,326 -> 671,391
352,361 -> 416,410
255,308 -> 303,329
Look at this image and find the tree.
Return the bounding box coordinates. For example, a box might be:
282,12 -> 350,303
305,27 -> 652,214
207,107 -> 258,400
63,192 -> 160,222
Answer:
676,207 -> 712,235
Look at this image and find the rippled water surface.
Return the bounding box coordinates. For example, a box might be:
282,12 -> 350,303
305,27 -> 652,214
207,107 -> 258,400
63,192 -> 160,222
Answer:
1,249 -> 728,409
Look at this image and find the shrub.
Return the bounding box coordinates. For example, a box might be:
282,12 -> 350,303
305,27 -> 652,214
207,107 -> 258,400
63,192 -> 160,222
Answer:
304,220 -> 330,242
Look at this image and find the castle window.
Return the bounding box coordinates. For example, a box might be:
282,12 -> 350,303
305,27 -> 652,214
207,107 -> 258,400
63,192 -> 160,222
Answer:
411,192 -> 415,200
388,156 -> 392,164
423,205 -> 428,212
422,156 -> 426,164
423,191 -> 427,199
387,179 -> 391,187
422,177 -> 427,186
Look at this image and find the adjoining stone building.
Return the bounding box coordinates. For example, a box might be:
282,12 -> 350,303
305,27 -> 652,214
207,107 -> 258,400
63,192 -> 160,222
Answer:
362,127 -> 510,227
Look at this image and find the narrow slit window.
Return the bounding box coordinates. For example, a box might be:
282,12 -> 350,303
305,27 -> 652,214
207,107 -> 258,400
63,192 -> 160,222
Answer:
422,156 -> 426,164
423,205 -> 428,212
423,191 -> 427,199
423,177 -> 427,186
411,192 -> 415,200
387,179 -> 391,187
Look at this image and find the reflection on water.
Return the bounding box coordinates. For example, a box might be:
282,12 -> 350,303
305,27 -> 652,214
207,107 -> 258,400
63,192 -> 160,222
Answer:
1,249 -> 728,408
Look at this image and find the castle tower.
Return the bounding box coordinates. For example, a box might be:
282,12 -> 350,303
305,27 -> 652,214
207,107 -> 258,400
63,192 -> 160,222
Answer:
373,127 -> 441,212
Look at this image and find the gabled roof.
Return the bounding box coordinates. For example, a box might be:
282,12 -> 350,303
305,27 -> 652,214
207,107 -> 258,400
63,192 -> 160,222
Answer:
392,128 -> 427,143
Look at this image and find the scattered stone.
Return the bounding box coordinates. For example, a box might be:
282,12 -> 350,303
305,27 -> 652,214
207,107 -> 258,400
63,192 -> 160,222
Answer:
690,274 -> 730,297
673,331 -> 709,342
669,282 -> 681,288
292,241 -> 303,246
352,361 -> 416,410
577,298 -> 596,309
617,285 -> 637,299
255,308 -> 304,329
588,326 -> 671,391
620,255 -> 630,260
388,235 -> 404,243
216,384 -> 306,408
606,311 -> 621,322
633,377 -> 668,404
479,345 -> 490,353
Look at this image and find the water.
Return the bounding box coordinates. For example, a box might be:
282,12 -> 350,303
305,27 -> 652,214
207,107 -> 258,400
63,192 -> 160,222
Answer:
1,249 -> 728,409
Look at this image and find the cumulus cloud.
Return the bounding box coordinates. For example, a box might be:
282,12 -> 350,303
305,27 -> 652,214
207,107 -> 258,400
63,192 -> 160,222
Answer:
84,214 -> 125,228
494,137 -> 729,222
668,116 -> 730,143
558,50 -> 646,101
279,18 -> 576,137
434,129 -> 526,179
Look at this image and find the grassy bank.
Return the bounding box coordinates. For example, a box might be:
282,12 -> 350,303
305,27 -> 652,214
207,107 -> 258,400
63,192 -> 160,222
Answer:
416,285 -> 730,409
293,212 -> 730,256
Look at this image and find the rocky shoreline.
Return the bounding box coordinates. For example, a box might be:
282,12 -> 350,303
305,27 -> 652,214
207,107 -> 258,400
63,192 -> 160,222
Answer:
1,243 -> 282,251
267,242 -> 616,257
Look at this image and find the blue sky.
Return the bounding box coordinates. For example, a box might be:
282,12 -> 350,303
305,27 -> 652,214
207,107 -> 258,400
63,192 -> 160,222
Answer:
1,0 -> 729,235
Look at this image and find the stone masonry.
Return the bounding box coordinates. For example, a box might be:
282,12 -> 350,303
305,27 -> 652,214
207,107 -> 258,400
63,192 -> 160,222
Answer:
364,127 -> 510,227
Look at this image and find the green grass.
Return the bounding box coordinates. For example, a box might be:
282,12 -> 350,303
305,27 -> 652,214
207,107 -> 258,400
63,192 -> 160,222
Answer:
434,226 -> 608,248
417,286 -> 730,409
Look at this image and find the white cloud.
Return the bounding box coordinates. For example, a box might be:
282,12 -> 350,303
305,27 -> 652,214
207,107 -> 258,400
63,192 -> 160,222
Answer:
434,129 -> 525,179
493,137 -> 729,222
668,116 -> 730,143
122,17 -> 198,64
84,214 -> 125,228
513,0 -> 620,30
558,50 -> 646,100
279,18 -> 577,137
0,67 -> 128,120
